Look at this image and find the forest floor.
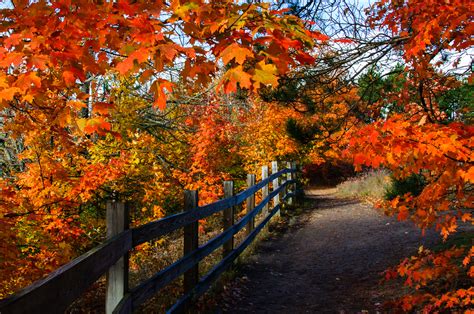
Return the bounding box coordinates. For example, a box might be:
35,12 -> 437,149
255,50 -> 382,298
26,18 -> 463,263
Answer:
214,187 -> 441,313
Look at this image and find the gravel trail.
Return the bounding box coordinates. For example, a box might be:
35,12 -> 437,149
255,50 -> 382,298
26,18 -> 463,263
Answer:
219,188 -> 440,313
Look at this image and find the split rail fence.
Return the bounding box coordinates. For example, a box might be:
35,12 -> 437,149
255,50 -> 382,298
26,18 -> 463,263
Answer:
0,161 -> 299,314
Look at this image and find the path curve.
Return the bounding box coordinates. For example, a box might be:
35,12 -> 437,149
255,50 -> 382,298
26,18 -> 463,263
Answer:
218,188 -> 439,313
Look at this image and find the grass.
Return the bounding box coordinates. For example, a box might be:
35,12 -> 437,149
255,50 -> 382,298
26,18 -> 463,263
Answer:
336,169 -> 392,202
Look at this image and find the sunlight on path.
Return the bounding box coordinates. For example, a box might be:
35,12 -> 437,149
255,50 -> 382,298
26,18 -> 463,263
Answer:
304,187 -> 338,196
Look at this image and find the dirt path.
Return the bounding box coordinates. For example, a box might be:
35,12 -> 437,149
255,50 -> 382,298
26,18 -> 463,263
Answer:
217,188 -> 440,313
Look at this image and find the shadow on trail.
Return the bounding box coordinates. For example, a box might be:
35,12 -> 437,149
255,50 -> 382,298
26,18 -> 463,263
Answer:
218,190 -> 440,313
309,197 -> 360,210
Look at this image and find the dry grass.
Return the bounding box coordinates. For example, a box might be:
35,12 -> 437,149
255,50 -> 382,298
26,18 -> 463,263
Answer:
336,169 -> 392,202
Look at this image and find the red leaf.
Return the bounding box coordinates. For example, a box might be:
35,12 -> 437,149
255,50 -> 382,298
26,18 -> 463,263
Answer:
62,71 -> 76,87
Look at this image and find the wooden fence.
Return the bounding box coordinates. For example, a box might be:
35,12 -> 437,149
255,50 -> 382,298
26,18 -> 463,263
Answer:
0,161 -> 298,314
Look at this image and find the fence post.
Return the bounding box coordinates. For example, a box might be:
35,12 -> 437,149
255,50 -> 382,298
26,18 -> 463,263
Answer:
287,161 -> 293,206
271,161 -> 280,217
184,190 -> 199,295
246,174 -> 256,236
106,200 -> 129,314
261,165 -> 269,216
291,161 -> 298,205
223,181 -> 234,257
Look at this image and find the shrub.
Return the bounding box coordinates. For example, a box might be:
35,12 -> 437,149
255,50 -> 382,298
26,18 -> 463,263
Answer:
384,173 -> 426,200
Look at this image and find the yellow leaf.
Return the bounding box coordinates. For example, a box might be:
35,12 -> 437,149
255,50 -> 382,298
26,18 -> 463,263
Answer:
21,94 -> 34,103
174,2 -> 199,19
76,118 -> 87,132
57,108 -> 72,126
253,61 -> 278,88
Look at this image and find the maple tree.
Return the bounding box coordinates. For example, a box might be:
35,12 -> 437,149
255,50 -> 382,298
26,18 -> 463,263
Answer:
0,0 -> 327,296
346,78 -> 474,312
238,101 -> 300,170
369,0 -> 473,80
260,67 -> 364,168
340,0 -> 474,310
271,0 -> 473,310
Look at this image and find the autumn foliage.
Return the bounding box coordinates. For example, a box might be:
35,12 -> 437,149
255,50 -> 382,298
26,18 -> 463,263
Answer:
0,0 -> 472,311
343,0 -> 474,310
0,0 -> 326,297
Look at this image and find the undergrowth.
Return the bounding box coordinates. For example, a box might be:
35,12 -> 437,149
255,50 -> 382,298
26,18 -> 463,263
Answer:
336,169 -> 391,202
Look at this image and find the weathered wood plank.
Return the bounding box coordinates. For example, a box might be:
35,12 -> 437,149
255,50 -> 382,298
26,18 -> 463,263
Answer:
272,161 -> 280,217
0,230 -> 132,314
0,168 -> 297,314
106,201 -> 130,314
283,191 -> 295,201
184,190 -> 199,295
223,181 -> 234,257
167,183 -> 291,313
167,202 -> 284,314
118,182 -> 291,312
246,174 -> 256,236
132,168 -> 294,246
112,294 -> 132,314
132,211 -> 188,246
286,162 -> 293,206
261,165 -> 269,215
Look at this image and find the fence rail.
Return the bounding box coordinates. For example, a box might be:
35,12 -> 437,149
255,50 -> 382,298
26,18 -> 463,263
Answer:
0,161 -> 298,314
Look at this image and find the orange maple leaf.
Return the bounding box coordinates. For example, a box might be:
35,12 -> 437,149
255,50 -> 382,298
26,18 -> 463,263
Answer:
220,43 -> 253,65
152,79 -> 174,110
62,71 -> 76,87
220,65 -> 252,93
